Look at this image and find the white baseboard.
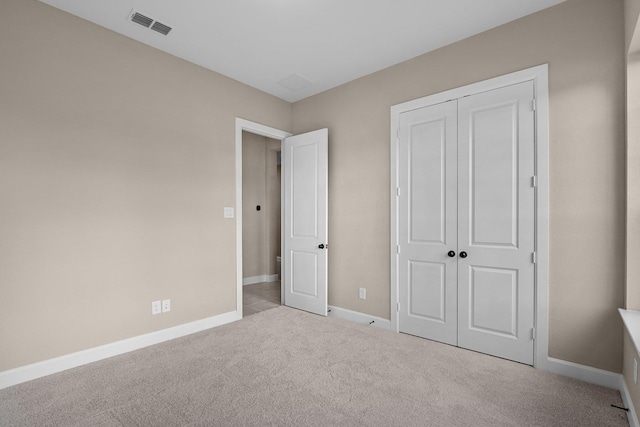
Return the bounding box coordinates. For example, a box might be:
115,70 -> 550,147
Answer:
243,275 -> 279,286
543,357 -> 622,389
327,305 -> 391,330
0,310 -> 238,390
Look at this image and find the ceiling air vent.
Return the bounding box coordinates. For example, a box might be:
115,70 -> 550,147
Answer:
129,10 -> 172,36
131,12 -> 153,28
151,21 -> 172,36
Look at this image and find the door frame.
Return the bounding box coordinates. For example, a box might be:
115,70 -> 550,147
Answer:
389,64 -> 550,369
235,118 -> 291,318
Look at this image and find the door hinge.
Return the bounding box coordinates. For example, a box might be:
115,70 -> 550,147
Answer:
397,128 -> 400,139
397,302 -> 400,312
531,175 -> 537,188
532,252 -> 537,264
531,327 -> 536,340
397,245 -> 401,254
396,187 -> 401,197
531,99 -> 536,112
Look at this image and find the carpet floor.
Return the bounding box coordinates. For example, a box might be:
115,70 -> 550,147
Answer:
0,306 -> 629,426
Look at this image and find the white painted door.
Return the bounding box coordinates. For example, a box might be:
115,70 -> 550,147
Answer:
283,129 -> 329,316
397,81 -> 535,364
457,82 -> 535,365
398,100 -> 458,345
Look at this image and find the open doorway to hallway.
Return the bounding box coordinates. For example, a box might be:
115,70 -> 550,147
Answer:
241,131 -> 282,316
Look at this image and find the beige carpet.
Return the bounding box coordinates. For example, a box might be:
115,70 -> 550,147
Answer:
0,306 -> 629,426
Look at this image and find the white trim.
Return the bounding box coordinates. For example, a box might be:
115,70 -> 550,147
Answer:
544,357 -> 622,389
389,64 -> 550,369
235,118 -> 291,318
620,374 -> 640,427
0,310 -> 238,390
327,305 -> 391,331
243,274 -> 279,286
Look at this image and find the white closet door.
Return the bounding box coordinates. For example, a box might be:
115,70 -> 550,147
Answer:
398,100 -> 458,345
457,81 -> 536,365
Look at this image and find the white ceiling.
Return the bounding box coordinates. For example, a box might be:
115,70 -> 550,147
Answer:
39,0 -> 565,102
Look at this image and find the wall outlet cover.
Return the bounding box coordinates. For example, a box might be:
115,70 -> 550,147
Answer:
162,299 -> 171,313
152,301 -> 161,315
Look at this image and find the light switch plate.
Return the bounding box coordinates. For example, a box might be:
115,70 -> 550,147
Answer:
224,207 -> 234,218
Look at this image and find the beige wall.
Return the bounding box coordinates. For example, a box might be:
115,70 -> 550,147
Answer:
623,0 -> 640,411
627,54 -> 640,311
242,132 -> 281,279
242,132 -> 267,278
626,0 -> 640,53
292,0 -> 626,372
0,0 -> 291,371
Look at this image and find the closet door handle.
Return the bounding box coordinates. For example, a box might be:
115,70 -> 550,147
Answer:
318,244 -> 325,249
459,251 -> 468,259
447,251 -> 456,258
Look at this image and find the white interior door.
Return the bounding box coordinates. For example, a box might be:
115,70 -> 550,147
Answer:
457,82 -> 535,365
283,128 -> 328,316
398,100 -> 458,345
397,81 -> 536,365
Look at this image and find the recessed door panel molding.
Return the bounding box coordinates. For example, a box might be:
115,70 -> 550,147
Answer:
291,142 -> 319,238
409,119 -> 448,244
392,66 -> 547,367
291,251 -> 318,297
468,101 -> 519,248
467,266 -> 518,338
408,260 -> 446,322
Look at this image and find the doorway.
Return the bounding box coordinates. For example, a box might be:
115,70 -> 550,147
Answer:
235,119 -> 291,318
235,119 -> 330,318
241,130 -> 282,316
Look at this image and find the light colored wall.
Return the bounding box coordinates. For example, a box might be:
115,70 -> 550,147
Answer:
0,0 -> 291,371
627,54 -> 640,311
292,0 -> 626,372
266,139 -> 282,276
626,0 -> 640,53
623,0 -> 640,410
242,133 -> 281,279
242,132 -> 268,278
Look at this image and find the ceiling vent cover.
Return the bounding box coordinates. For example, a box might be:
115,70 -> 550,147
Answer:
131,12 -> 153,28
151,21 -> 172,36
129,11 -> 172,36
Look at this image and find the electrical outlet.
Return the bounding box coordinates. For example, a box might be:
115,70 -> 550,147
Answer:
359,288 -> 366,300
162,299 -> 171,313
224,207 -> 234,218
152,301 -> 161,315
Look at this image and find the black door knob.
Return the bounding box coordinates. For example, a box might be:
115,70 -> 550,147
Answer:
448,251 -> 456,257
459,251 -> 468,258
318,244 -> 325,249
